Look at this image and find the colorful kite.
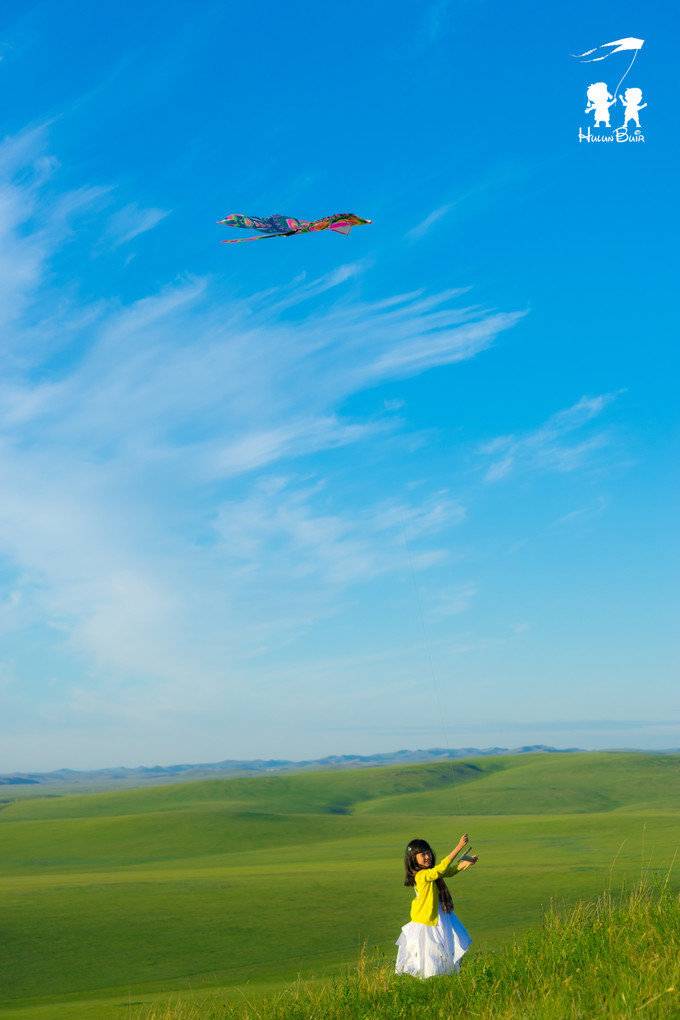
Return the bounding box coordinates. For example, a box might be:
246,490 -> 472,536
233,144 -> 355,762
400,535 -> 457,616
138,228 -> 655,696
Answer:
218,212 -> 371,244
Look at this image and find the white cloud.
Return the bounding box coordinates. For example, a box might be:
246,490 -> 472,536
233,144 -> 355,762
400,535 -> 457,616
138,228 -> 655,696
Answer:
106,201 -> 170,247
266,259 -> 370,313
480,392 -> 621,482
370,492 -> 466,540
366,311 -> 524,378
405,161 -> 534,244
210,416 -> 384,477
0,127 -> 525,766
214,480 -> 465,588
430,583 -> 478,618
551,496 -> 608,528
406,203 -> 453,241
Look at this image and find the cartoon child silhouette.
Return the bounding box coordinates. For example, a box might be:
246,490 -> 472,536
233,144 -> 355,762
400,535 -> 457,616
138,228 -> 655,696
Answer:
585,82 -> 616,127
619,87 -> 647,128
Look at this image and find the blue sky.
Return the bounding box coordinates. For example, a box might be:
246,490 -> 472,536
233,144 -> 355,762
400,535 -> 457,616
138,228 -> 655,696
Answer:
0,1 -> 677,770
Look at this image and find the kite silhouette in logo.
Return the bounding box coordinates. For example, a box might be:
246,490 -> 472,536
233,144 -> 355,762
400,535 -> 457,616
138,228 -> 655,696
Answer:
584,82 -> 617,127
217,212 -> 372,245
619,87 -> 647,128
573,37 -> 645,102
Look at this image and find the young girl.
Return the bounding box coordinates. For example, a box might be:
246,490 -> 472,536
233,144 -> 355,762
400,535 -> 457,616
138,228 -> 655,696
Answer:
584,82 -> 616,128
395,833 -> 477,979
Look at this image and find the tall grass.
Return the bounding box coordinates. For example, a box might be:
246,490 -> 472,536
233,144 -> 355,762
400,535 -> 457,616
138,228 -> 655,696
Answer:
142,881 -> 679,1019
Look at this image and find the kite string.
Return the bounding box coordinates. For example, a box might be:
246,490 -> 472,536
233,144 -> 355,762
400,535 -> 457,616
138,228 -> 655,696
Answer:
398,515 -> 470,833
397,512 -> 453,754
613,48 -> 639,101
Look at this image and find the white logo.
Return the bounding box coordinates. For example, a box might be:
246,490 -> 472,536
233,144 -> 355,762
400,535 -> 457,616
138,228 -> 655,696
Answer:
573,37 -> 647,144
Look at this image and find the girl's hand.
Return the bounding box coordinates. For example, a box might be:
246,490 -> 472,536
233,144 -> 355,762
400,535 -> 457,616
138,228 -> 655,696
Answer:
454,833 -> 469,854
457,854 -> 479,871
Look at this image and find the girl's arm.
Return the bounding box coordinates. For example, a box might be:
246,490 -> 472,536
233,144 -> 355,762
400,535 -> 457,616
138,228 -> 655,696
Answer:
451,833 -> 469,859
416,858 -> 456,882
416,835 -> 470,882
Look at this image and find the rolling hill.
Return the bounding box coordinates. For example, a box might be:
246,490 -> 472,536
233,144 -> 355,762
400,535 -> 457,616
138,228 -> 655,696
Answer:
0,751 -> 677,1018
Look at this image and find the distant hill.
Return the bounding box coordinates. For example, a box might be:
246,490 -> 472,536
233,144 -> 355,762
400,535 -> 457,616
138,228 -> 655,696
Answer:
4,744 -> 677,797
0,744 -> 581,790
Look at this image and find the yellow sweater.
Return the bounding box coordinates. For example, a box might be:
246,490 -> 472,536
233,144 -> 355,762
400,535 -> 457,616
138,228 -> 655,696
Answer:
410,858 -> 460,926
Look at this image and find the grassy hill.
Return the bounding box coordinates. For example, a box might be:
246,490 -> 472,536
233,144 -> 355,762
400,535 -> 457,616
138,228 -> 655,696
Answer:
0,752 -> 678,1018
143,883 -> 680,1019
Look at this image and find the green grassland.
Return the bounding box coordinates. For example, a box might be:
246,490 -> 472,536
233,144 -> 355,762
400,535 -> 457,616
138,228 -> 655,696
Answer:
0,752 -> 678,1018
143,883 -> 680,1019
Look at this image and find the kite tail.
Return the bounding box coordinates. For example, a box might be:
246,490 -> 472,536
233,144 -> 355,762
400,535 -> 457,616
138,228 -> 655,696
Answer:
222,232 -> 294,244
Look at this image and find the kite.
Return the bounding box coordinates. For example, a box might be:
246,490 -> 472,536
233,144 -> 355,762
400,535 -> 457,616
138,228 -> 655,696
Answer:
572,38 -> 645,99
218,212 -> 371,244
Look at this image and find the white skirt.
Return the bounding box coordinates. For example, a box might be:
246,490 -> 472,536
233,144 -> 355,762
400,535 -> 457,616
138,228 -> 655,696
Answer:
395,908 -> 471,979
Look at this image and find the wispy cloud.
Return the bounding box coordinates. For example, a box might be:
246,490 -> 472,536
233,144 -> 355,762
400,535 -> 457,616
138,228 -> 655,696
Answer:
422,0 -> 451,44
265,259 -> 370,313
406,161 -> 534,243
430,583 -> 478,618
551,496 -> 608,528
479,393 -> 622,482
406,203 -> 453,242
0,125 -> 524,760
105,201 -> 170,246
209,416 -> 384,477
365,310 -> 524,379
215,481 -> 465,588
408,0 -> 452,57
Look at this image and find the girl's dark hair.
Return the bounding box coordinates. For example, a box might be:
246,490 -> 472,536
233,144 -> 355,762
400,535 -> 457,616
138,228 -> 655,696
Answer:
404,838 -> 454,913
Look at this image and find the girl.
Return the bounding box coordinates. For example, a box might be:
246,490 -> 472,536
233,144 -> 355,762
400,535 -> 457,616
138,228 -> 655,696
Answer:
395,833 -> 477,979
584,82 -> 616,128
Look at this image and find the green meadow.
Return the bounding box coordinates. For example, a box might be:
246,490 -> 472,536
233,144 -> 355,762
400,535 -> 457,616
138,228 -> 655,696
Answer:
143,883 -> 680,1019
0,752 -> 678,1018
